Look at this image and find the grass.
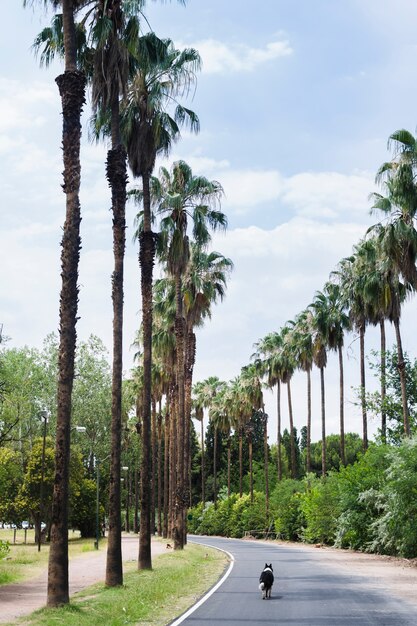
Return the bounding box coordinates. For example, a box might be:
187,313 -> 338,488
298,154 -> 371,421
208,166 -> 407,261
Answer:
0,530 -> 101,586
7,543 -> 227,626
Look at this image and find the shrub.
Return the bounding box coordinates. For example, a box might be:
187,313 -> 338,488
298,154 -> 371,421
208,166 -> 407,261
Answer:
0,539 -> 10,560
270,479 -> 304,541
300,473 -> 340,544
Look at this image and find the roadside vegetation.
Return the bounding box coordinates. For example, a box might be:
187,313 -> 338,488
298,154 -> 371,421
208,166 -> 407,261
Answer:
11,544 -> 226,626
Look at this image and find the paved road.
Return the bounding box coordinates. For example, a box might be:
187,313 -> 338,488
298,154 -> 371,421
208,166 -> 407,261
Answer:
176,536 -> 417,626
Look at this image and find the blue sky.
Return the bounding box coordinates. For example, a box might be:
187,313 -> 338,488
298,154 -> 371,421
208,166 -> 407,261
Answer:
2,0 -> 417,442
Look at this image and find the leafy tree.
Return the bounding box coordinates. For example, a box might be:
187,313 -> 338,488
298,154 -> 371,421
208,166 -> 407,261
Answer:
365,350 -> 417,444
270,478 -> 304,541
300,473 -> 341,544
308,433 -> 363,475
334,444 -> 390,550
369,438 -> 417,557
0,448 -> 23,523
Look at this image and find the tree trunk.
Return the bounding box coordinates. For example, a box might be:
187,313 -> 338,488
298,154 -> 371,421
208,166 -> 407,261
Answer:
163,406 -> 170,538
133,463 -> 139,534
276,382 -> 282,481
173,274 -> 185,550
47,2 -> 85,603
183,328 -> 195,545
249,436 -> 253,503
227,438 -> 231,498
338,345 -> 346,466
287,380 -> 296,479
200,417 -> 205,507
151,397 -> 156,535
306,370 -> 311,474
105,123 -> 127,585
320,367 -> 326,477
239,428 -> 243,497
157,408 -> 163,536
213,427 -> 218,508
394,317 -> 410,436
138,170 -> 155,570
264,414 -> 269,523
360,324 -> 368,451
380,319 -> 387,444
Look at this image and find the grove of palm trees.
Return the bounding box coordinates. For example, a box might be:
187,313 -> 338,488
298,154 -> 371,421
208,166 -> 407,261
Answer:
3,1 -> 417,619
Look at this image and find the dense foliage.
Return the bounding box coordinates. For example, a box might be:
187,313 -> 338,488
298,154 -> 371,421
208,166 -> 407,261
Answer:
189,438 -> 417,558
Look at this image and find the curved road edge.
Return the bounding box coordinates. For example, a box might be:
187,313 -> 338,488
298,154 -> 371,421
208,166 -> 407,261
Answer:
168,540 -> 235,626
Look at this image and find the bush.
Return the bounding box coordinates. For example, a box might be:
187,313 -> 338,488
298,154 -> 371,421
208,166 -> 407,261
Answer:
300,473 -> 340,544
0,539 -> 10,559
270,479 -> 304,541
334,444 -> 389,550
368,438 -> 417,557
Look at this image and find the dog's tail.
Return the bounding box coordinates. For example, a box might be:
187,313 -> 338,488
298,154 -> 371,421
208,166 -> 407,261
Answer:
259,582 -> 265,591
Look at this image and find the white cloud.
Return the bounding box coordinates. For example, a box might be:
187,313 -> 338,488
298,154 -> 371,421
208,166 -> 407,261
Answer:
180,38 -> 292,74
281,171 -> 375,220
0,78 -> 56,133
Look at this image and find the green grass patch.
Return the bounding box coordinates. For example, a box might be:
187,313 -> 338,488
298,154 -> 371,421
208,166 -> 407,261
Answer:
13,543 -> 227,626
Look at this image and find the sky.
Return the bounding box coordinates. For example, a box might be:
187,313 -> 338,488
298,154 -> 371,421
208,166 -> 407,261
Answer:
2,0 -> 417,444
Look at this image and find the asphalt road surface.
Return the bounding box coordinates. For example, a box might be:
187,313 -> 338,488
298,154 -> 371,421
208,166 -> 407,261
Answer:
174,536 -> 417,626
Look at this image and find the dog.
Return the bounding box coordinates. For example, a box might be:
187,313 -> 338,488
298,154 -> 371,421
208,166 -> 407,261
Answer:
259,563 -> 274,599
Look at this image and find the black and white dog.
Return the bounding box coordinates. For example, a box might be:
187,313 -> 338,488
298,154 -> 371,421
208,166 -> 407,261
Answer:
259,563 -> 274,599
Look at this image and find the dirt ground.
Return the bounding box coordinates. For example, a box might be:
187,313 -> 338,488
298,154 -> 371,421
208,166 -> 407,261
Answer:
0,535 -> 170,624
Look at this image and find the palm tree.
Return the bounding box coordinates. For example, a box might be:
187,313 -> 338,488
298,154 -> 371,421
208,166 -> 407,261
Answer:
277,327 -> 297,479
150,160 -> 226,548
192,376 -> 224,506
240,364 -> 264,500
334,250 -> 369,451
89,1 -> 137,589
126,37 -> 201,565
183,245 -> 232,517
253,332 -> 284,480
289,310 -> 314,473
26,0 -> 87,607
314,283 -> 350,465
370,159 -> 417,437
309,297 -> 329,476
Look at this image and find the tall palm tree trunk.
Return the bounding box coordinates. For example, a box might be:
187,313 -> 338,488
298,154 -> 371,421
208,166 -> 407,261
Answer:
393,317 -> 410,436
213,426 -> 218,508
139,171 -> 155,570
105,96 -> 127,587
151,398 -> 157,535
380,319 -> 387,443
359,324 -> 368,451
133,462 -> 139,534
200,417 -> 205,507
338,345 -> 345,466
276,382 -> 282,481
306,371 -> 311,474
173,274 -> 185,549
157,409 -> 163,536
47,1 -> 86,607
183,329 -> 196,544
227,438 -> 231,498
287,380 -> 296,479
163,407 -> 170,538
320,367 -> 326,476
249,435 -> 253,503
264,415 -> 269,523
239,428 -> 243,497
